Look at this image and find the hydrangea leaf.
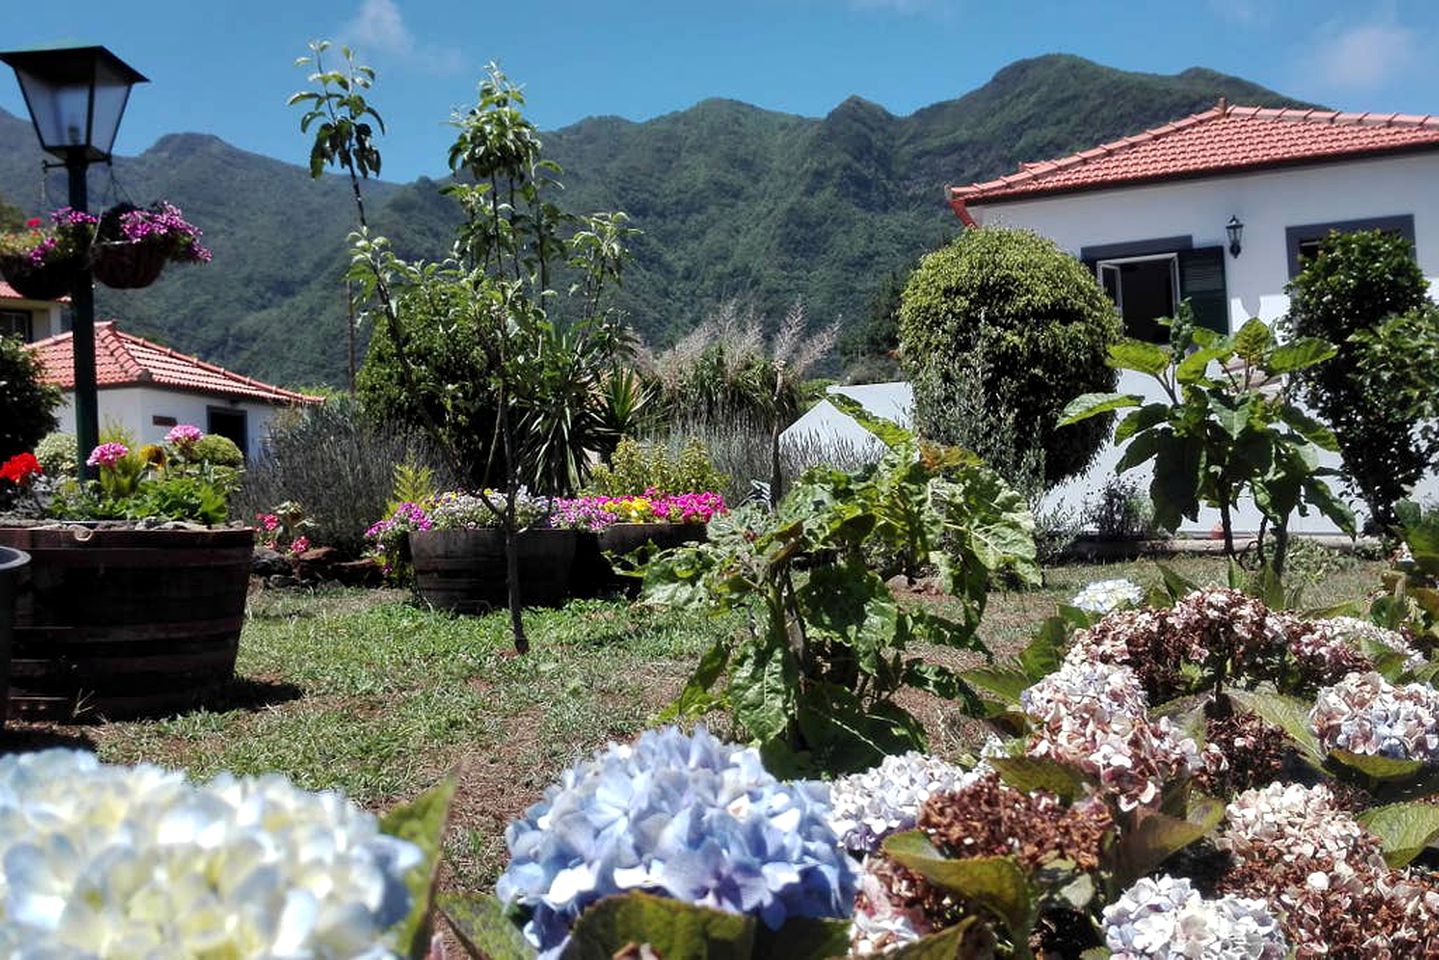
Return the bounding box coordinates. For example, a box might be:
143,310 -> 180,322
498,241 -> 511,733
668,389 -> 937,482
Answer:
1225,688 -> 1325,769
960,665 -> 1032,706
1356,801 -> 1439,867
986,756 -> 1093,802
380,775 -> 458,958
1105,798 -> 1224,889
751,916 -> 852,960
561,892 -> 756,960
1328,748 -> 1428,783
1018,618 -> 1068,681
439,893 -> 537,960
883,833 -> 1035,943
883,916 -> 997,959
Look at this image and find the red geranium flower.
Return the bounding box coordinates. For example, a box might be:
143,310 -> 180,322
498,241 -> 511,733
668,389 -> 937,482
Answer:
24,217 -> 41,229
0,452 -> 42,486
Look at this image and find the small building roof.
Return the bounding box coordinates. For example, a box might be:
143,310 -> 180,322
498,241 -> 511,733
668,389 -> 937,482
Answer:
949,102 -> 1439,210
0,280 -> 68,304
29,321 -> 323,406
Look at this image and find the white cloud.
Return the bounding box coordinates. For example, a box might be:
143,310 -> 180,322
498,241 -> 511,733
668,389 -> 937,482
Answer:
1301,19 -> 1420,92
340,0 -> 464,75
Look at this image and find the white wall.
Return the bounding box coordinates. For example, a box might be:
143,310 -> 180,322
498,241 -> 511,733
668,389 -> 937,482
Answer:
972,152 -> 1439,533
2,295 -> 66,341
51,387 -> 289,461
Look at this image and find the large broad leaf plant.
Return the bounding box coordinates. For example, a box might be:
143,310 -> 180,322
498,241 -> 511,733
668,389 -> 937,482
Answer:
643,397 -> 1038,777
1061,307 -> 1353,572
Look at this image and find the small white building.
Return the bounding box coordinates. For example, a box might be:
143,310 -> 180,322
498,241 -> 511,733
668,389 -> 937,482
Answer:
1,281 -> 67,343
781,382 -> 913,462
29,321 -> 322,460
946,102 -> 1439,533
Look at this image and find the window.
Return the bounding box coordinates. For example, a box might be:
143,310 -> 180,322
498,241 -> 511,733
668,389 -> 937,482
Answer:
1285,214 -> 1415,278
1082,237 -> 1229,342
206,407 -> 249,461
0,309 -> 32,342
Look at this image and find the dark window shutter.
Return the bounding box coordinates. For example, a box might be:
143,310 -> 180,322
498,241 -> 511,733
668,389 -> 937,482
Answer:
1177,247 -> 1229,334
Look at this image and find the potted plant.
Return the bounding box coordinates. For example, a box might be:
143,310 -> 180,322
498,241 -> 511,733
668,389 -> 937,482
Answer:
90,201 -> 212,290
0,208 -> 97,300
406,490 -> 580,611
0,427 -> 253,721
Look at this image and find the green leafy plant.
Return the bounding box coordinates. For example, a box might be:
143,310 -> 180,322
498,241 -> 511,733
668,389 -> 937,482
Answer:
585,436 -> 729,497
32,431 -> 76,478
1061,308 -> 1352,574
899,227 -> 1123,489
643,401 -> 1036,776
0,331 -> 60,461
1285,229 -> 1432,532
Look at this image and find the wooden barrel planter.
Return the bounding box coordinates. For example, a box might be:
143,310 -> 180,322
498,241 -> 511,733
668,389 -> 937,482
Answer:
0,546 -> 27,730
597,522 -> 707,557
570,524 -> 708,599
410,528 -> 578,613
0,526 -> 253,721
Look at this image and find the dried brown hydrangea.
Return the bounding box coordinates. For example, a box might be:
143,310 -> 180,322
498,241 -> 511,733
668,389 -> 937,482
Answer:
1197,709 -> 1292,796
917,772 -> 1112,872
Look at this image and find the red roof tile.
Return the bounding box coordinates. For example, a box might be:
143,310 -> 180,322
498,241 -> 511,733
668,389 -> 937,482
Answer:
28,321 -> 324,406
950,104 -> 1439,206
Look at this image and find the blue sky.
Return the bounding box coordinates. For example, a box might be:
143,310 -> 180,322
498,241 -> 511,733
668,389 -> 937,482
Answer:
2,0 -> 1436,183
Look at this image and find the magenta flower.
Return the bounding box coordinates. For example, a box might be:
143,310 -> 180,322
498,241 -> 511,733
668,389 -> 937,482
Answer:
165,424 -> 203,447
85,443 -> 130,469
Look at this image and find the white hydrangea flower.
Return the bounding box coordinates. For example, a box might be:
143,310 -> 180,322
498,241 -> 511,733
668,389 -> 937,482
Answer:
0,749 -> 420,959
1219,782 -> 1383,872
828,753 -> 980,854
1103,875 -> 1286,959
1309,671 -> 1439,762
1070,578 -> 1145,615
1021,659 -> 1206,810
1321,617 -> 1427,671
849,856 -> 936,955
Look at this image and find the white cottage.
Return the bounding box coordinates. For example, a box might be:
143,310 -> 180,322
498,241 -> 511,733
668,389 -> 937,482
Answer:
1,280 -> 67,343
781,382 -> 914,460
947,101 -> 1439,532
29,321 -> 322,460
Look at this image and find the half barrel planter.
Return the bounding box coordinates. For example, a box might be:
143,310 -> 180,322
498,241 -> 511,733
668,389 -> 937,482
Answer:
597,522 -> 708,557
410,528 -> 579,613
573,523 -> 710,598
0,526 -> 254,721
0,546 -> 28,729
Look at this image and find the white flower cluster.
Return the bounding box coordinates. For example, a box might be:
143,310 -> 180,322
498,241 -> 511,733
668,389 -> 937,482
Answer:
1320,617 -> 1427,671
1219,782 -> 1383,872
849,856 -> 936,955
828,752 -> 979,854
1309,671 -> 1439,762
1070,578 -> 1145,615
1020,659 -> 1210,810
0,749 -> 419,959
1102,875 -> 1286,959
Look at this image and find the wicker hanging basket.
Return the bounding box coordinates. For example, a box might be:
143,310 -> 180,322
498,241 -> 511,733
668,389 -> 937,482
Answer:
0,253 -> 81,301
91,240 -> 168,290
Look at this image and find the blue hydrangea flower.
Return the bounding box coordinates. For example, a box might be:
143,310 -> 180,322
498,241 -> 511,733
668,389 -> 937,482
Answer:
496,726 -> 858,957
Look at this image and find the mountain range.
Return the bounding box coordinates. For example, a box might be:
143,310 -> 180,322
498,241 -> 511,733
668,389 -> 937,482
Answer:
0,54 -> 1314,386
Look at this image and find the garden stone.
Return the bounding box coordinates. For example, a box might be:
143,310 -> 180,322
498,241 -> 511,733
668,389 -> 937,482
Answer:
251,546 -> 287,575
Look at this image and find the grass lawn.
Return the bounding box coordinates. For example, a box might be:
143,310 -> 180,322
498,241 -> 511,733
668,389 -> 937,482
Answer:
0,552 -> 1387,893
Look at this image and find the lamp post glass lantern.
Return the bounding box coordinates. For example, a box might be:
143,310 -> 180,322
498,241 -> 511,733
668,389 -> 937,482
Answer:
1226,215 -> 1244,258
0,46 -> 147,477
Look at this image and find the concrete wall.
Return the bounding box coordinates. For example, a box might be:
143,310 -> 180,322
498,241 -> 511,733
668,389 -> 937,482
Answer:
1,295 -> 66,342
970,153 -> 1439,533
51,386 -> 291,461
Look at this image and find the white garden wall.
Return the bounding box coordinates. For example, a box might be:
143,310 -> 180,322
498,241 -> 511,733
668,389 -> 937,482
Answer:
50,386 -> 290,461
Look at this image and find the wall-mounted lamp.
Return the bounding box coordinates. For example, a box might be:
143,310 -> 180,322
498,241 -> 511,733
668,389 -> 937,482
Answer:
1226,215 -> 1244,258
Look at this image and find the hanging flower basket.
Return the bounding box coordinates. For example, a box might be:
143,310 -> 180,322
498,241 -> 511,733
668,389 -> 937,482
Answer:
90,240 -> 168,289
0,252 -> 82,301
90,202 -> 211,291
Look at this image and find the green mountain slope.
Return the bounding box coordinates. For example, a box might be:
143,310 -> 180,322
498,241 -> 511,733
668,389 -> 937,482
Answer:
0,54 -> 1314,386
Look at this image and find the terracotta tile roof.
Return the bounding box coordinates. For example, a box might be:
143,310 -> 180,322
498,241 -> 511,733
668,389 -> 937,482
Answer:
28,321 -> 324,405
949,103 -> 1439,207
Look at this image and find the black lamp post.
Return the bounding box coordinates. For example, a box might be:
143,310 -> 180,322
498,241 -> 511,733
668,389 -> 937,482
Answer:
0,46 -> 147,476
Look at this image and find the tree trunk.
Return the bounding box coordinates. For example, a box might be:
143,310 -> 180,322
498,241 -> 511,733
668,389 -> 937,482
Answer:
1219,501 -> 1236,559
506,524 -> 528,655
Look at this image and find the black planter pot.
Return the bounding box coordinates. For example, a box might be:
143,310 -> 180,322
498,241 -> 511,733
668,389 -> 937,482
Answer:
410,528 -> 579,613
92,240 -> 168,289
0,546 -> 30,730
0,254 -> 81,301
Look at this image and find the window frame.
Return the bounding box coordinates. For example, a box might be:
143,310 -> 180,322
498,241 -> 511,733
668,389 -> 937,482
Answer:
1285,214 -> 1416,279
0,309 -> 33,342
1093,253 -> 1182,342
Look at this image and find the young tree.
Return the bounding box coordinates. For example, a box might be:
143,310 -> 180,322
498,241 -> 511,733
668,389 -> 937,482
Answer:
291,46 -> 634,653
1286,230 -> 1431,532
0,333 -> 60,460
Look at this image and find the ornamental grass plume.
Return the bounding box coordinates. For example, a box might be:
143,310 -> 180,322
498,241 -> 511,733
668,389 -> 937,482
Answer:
0,749 -> 420,958
496,726 -> 856,958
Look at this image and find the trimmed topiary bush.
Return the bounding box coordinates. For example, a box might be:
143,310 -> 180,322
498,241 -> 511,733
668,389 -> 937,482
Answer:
0,333 -> 60,461
1286,229 -> 1432,532
191,433 -> 244,468
898,227 -> 1122,488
